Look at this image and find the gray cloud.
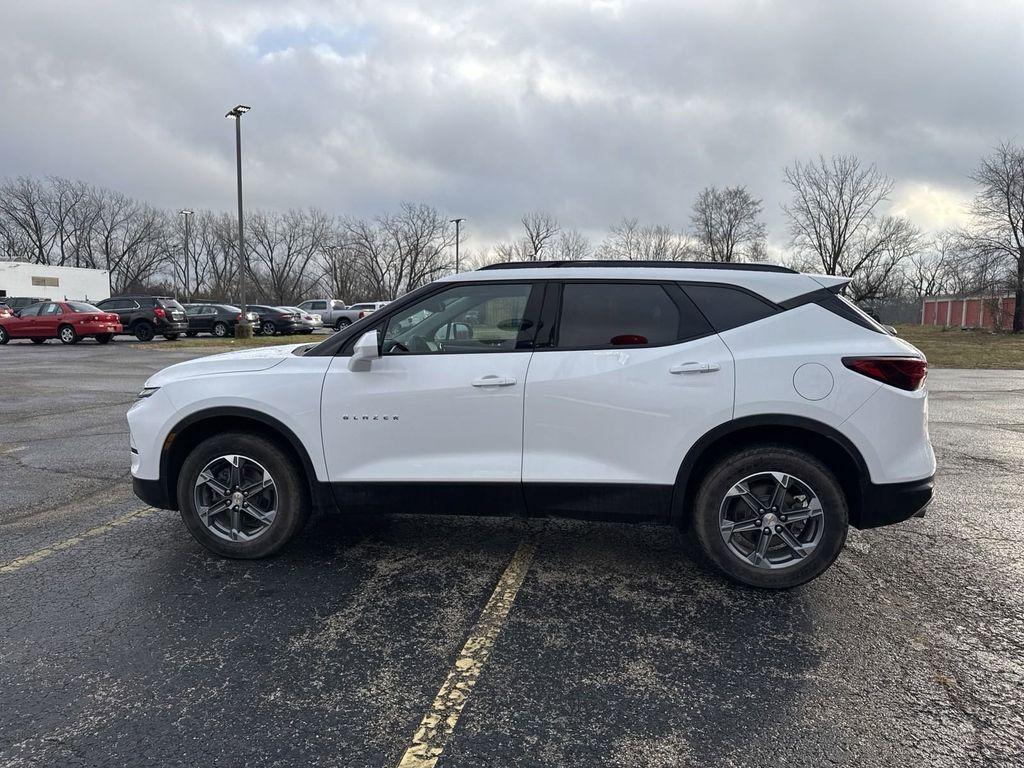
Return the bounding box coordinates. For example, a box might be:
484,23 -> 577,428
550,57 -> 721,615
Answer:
1,0 -> 1022,249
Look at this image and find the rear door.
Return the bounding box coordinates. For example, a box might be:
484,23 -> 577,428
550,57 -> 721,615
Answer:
522,280 -> 735,517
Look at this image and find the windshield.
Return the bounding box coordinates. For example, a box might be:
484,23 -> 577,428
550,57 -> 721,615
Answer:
158,299 -> 185,310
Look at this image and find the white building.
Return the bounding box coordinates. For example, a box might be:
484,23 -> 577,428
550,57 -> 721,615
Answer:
0,261 -> 111,304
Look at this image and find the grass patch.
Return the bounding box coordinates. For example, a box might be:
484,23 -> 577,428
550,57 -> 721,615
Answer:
894,324 -> 1024,369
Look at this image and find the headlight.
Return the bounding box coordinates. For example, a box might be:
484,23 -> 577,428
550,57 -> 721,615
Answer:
137,387 -> 160,399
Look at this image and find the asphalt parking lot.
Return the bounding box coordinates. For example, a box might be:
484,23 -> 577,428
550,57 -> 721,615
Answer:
1,342 -> 1022,768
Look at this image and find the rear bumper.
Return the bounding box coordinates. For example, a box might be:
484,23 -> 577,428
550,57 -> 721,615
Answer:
133,475 -> 175,510
78,322 -> 122,334
854,474 -> 934,529
156,319 -> 189,333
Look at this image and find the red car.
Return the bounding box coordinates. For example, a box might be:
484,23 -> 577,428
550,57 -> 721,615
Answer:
0,301 -> 123,345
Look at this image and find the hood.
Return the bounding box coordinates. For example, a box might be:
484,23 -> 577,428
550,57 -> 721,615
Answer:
145,344 -> 305,387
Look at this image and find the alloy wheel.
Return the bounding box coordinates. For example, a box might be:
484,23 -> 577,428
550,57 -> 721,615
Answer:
719,471 -> 825,570
193,454 -> 278,542
59,326 -> 75,344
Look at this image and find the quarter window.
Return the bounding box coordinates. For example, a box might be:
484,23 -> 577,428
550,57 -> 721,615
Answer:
555,282 -> 706,349
383,283 -> 534,354
682,283 -> 777,332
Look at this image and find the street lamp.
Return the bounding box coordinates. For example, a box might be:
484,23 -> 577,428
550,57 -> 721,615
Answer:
225,104 -> 252,337
450,217 -> 465,273
178,209 -> 193,303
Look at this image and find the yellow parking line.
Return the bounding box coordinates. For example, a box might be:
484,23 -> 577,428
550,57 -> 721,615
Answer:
396,538 -> 537,768
0,507 -> 157,575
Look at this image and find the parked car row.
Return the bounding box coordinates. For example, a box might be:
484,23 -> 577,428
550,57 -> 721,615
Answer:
0,294 -> 389,344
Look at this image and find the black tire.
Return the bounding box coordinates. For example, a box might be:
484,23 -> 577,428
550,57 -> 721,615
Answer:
58,324 -> 78,345
134,321 -> 155,342
163,333 -> 180,341
212,322 -> 228,338
335,318 -> 351,330
177,432 -> 309,559
30,337 -> 46,344
95,334 -> 113,344
692,444 -> 848,589
261,320 -> 277,336
0,326 -> 8,344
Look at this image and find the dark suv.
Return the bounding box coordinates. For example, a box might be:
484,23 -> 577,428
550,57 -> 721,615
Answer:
96,296 -> 188,341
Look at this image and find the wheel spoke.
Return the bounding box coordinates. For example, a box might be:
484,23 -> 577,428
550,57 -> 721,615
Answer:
240,502 -> 275,526
720,517 -> 761,540
240,469 -> 274,496
229,507 -> 241,540
197,470 -> 230,498
783,499 -> 823,524
228,455 -> 243,489
776,526 -> 811,558
197,497 -> 231,524
726,481 -> 764,515
768,472 -> 790,510
748,529 -> 772,565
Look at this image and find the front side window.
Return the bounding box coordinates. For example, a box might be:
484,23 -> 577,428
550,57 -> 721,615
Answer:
19,304 -> 43,317
382,283 -> 534,354
555,282 -> 705,349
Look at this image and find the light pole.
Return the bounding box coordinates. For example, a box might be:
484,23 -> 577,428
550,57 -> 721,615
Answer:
178,209 -> 193,303
225,104 -> 252,337
450,217 -> 464,272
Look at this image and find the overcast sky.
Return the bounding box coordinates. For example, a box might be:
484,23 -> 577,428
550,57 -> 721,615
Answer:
1,0 -> 1022,253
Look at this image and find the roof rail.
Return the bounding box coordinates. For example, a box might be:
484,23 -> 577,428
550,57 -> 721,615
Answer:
477,260 -> 797,274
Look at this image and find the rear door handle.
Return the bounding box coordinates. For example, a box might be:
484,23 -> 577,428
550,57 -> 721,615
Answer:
471,375 -> 517,387
670,361 -> 721,375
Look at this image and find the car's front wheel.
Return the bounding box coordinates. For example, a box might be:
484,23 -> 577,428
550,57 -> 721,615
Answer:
0,326 -> 8,344
692,445 -> 848,589
177,432 -> 308,558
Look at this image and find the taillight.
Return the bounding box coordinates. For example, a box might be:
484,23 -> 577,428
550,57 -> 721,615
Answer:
842,357 -> 927,391
154,307 -> 166,318
237,314 -> 243,321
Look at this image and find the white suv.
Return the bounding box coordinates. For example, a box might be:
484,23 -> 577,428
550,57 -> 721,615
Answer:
128,261 -> 934,588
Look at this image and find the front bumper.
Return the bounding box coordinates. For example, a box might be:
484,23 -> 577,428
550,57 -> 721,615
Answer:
854,474 -> 934,529
133,475 -> 175,509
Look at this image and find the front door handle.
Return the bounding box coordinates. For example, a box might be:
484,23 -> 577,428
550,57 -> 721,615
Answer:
670,361 -> 721,375
471,375 -> 517,387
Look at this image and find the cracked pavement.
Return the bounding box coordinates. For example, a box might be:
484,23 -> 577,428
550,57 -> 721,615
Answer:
1,342 -> 1022,767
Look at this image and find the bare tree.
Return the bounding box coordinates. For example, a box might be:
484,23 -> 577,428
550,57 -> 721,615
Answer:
598,218 -> 694,261
0,176 -> 56,263
959,141 -> 1024,331
553,228 -> 591,261
783,155 -> 920,299
247,209 -> 331,305
689,186 -> 767,262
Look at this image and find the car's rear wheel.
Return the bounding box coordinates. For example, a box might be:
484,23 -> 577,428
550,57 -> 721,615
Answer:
134,321 -> 155,342
30,337 -> 46,344
335,318 -> 351,330
261,320 -> 277,336
692,445 -> 848,589
95,334 -> 113,344
58,324 -> 78,345
177,432 -> 308,558
212,322 -> 228,338
0,326 -> 8,344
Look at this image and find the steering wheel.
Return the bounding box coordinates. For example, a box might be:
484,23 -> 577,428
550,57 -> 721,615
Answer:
385,340 -> 409,353
408,335 -> 432,353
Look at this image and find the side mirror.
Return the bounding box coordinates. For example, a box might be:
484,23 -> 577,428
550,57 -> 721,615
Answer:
883,324 -> 898,336
348,330 -> 380,371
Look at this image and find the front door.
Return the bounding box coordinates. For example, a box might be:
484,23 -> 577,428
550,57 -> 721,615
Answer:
320,281 -> 540,513
36,303 -> 63,337
522,281 -> 735,519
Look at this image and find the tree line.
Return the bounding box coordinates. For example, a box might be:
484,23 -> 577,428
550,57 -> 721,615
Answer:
2,143 -> 1023,330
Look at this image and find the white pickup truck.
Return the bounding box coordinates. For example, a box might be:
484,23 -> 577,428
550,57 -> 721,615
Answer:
297,300 -> 388,331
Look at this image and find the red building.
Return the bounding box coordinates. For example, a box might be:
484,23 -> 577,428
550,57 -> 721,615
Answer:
920,294 -> 1016,329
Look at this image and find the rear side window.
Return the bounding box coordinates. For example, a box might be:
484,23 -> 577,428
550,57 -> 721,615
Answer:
682,283 -> 777,332
555,282 -> 709,349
